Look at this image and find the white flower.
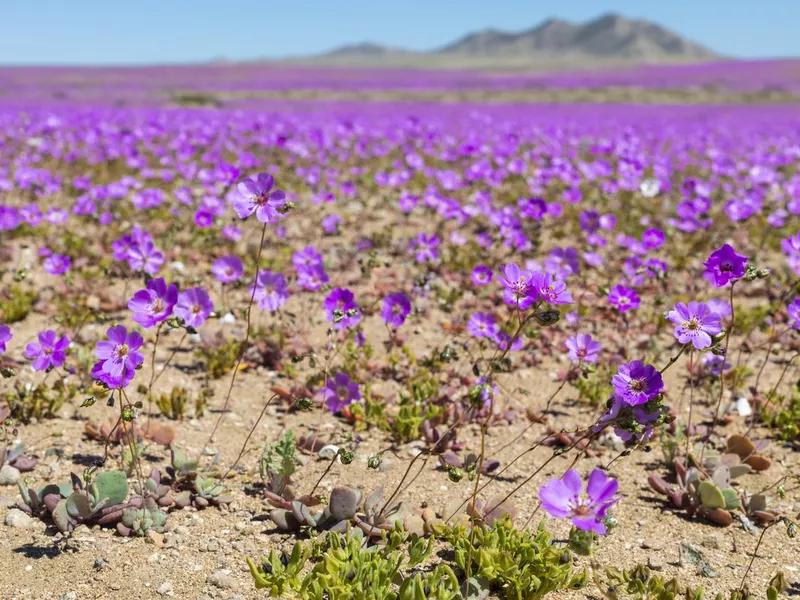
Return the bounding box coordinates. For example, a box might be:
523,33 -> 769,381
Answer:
639,178 -> 661,198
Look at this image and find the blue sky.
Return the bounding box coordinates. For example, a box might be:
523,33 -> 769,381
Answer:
0,0 -> 797,65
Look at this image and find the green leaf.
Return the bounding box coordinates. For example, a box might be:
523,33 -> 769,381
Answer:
722,488 -> 741,510
767,586 -> 778,600
698,481 -> 726,509
89,470 -> 128,507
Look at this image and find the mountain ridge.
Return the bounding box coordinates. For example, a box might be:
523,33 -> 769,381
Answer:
290,13 -> 720,68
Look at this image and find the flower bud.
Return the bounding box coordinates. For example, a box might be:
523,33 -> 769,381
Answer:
277,201 -> 295,214
294,397 -> 314,411
787,521 -> 797,539
533,309 -> 560,327
446,465 -> 463,482
122,405 -> 136,422
338,449 -> 354,465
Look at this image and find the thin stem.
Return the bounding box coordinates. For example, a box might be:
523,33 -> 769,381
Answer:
685,350 -> 695,456
150,331 -> 187,387
448,430 -> 597,526
701,281 -> 736,463
144,322 -> 164,432
739,521 -> 775,594
752,323 -> 777,395
745,351 -> 799,437
120,388 -> 146,493
220,393 -> 277,481
309,456 -> 337,497
209,221 -> 268,443
659,343 -> 688,374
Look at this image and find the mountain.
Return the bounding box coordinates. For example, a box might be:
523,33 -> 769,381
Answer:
322,42 -> 407,59
293,13 -> 719,68
438,13 -> 716,60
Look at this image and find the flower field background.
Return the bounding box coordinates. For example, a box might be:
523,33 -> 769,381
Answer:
0,60 -> 798,599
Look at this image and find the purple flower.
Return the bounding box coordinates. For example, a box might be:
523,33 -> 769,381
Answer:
471,265 -> 493,286
707,298 -> 732,320
175,288 -> 214,329
0,325 -> 11,353
539,469 -> 620,535
544,247 -> 580,280
494,330 -> 524,352
788,298 -> 800,330
702,353 -> 730,376
666,302 -> 722,350
296,264 -> 329,291
530,271 -> 573,305
91,325 -> 144,389
782,232 -> 800,257
381,293 -> 411,328
252,271 -> 289,312
43,253 -> 71,275
222,225 -> 242,241
704,244 -> 748,287
127,277 -> 178,328
498,263 -> 535,310
409,233 -> 440,264
127,240 -> 164,275
322,214 -> 342,234
608,285 -> 640,313
24,330 -> 70,371
212,256 -> 243,284
468,312 -> 499,339
641,228 -> 665,250
612,361 -> 664,406
194,210 -> 214,228
324,288 -> 360,330
293,246 -> 324,270
579,210 -> 601,234
565,334 -> 601,364
232,173 -> 287,223
594,396 -> 661,442
321,372 -> 361,413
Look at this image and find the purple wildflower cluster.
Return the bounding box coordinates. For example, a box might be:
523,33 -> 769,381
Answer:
497,262 -> 573,310
113,227 -> 165,275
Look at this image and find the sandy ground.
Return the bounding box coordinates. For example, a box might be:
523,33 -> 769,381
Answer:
1,285 -> 798,600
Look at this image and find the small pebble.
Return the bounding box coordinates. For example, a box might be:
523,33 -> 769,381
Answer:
648,556 -> 664,571
0,465 -> 21,486
206,570 -> 235,590
641,539 -> 664,551
60,594 -> 77,600
93,558 -> 108,571
318,445 -> 340,460
157,581 -> 174,597
5,508 -> 33,529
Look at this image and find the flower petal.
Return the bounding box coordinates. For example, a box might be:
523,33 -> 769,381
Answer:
586,469 -> 618,504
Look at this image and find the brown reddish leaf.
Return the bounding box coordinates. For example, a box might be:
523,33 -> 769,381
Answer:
726,434 -> 755,460
743,454 -> 771,472
145,422 -> 176,447
441,322 -> 465,334
705,508 -> 733,526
